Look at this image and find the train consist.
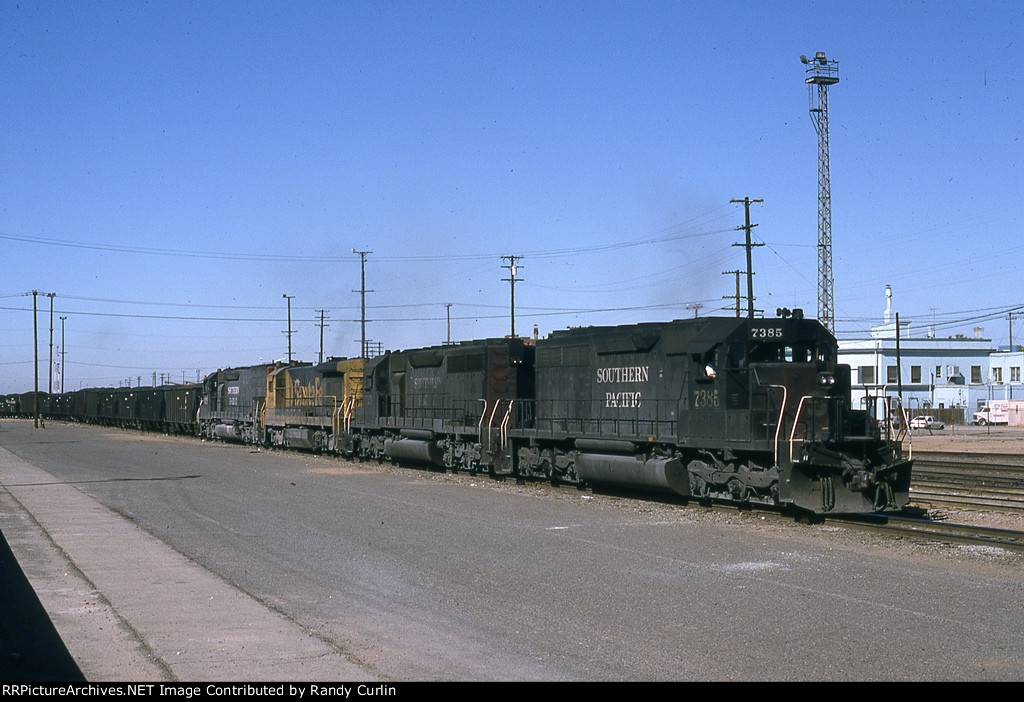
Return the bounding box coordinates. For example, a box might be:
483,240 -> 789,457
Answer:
3,313 -> 913,514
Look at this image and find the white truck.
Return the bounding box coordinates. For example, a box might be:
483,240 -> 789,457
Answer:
972,399 -> 1024,426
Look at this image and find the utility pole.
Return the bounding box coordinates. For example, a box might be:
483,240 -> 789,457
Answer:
352,249 -> 373,358
31,291 -> 39,428
896,312 -> 903,404
722,270 -> 743,317
60,316 -> 66,393
501,255 -> 523,338
282,294 -> 295,363
47,292 -> 55,394
802,51 -> 840,333
1010,312 -> 1018,400
730,198 -> 763,319
316,309 -> 330,364
445,303 -> 452,345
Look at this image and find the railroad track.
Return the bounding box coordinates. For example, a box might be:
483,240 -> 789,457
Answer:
909,453 -> 1024,515
694,500 -> 1024,553
827,512 -> 1024,553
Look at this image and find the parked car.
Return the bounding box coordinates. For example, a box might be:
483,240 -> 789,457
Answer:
910,415 -> 944,430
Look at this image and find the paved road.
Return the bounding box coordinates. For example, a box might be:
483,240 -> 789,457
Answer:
2,420 -> 1024,681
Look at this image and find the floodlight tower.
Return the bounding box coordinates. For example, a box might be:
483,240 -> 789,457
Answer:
802,51 -> 839,333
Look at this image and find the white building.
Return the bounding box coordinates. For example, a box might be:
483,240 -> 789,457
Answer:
986,349 -> 1024,401
837,286 -> 995,423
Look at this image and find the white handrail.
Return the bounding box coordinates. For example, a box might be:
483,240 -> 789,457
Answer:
477,398 -> 488,435
788,395 -> 814,463
500,400 -> 514,450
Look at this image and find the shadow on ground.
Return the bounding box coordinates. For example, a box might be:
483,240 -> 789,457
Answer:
0,529 -> 84,682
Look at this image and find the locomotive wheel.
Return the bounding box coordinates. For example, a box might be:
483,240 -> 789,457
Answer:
727,477 -> 746,501
689,475 -> 709,498
539,449 -> 555,480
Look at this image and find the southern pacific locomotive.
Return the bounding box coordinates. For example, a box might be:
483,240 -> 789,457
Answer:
4,314 -> 913,514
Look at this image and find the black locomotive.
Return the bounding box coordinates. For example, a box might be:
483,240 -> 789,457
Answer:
343,315 -> 911,513
4,313 -> 913,515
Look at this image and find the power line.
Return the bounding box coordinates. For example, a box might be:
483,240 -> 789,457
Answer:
0,220 -> 734,264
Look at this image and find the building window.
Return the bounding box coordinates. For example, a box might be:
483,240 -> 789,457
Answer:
911,366 -> 921,383
971,365 -> 982,384
859,366 -> 875,384
887,366 -> 898,384
1012,367 -> 1021,382
993,367 -> 1003,383
935,365 -> 942,380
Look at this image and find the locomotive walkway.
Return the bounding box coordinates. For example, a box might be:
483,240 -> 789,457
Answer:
0,442 -> 375,682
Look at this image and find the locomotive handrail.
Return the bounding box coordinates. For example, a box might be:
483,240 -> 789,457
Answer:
767,384 -> 787,467
788,394 -> 844,462
486,398 -> 503,429
782,397 -> 831,466
788,395 -> 814,463
477,399 -> 487,434
859,387 -> 912,457
344,395 -> 357,433
500,400 -> 514,450
879,385 -> 911,455
749,368 -> 788,466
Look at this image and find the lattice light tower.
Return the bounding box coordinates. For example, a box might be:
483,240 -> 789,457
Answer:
802,51 -> 839,333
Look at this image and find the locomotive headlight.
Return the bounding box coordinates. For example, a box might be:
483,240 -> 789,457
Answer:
818,373 -> 836,386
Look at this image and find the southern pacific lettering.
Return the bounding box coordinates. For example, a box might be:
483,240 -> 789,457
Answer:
596,366 -> 650,383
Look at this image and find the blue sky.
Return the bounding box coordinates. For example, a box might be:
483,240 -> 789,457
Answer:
2,1 -> 1022,392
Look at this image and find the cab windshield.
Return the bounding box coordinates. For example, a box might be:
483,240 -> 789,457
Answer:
741,342 -> 831,365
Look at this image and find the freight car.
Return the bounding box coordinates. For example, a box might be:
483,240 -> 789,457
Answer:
0,394 -> 18,416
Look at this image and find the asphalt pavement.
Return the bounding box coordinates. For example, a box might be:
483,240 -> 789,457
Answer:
0,438 -> 376,682
3,420 -> 1024,682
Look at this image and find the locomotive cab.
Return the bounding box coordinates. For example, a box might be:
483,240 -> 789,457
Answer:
733,318 -> 912,512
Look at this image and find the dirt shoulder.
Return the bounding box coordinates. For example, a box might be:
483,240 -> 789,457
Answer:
907,425 -> 1024,455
